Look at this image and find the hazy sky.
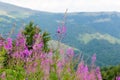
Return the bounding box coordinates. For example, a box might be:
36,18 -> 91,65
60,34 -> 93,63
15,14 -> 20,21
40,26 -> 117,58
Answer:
0,0 -> 120,12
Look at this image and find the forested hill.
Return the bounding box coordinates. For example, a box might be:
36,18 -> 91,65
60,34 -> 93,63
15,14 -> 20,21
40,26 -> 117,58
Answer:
1,1 -> 120,66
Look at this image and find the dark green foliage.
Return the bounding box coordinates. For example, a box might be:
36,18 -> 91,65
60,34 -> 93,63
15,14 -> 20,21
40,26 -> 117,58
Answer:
2,52 -> 9,68
101,65 -> 120,80
23,21 -> 41,48
42,31 -> 51,52
0,47 -> 7,67
23,21 -> 51,52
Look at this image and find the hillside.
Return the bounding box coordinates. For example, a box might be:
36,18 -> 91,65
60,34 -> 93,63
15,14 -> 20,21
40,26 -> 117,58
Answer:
0,1 -> 120,66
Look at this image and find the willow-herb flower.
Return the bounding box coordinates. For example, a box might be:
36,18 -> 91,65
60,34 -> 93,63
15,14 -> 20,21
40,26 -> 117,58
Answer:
57,26 -> 61,33
96,67 -> 102,80
62,26 -> 66,33
116,76 -> 120,80
4,38 -> 12,51
66,48 -> 74,58
92,54 -> 96,64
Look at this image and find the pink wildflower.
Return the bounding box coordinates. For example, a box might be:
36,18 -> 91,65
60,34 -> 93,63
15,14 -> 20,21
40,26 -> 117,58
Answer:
16,33 -> 26,49
33,42 -> 43,50
66,48 -> 74,58
4,38 -> 12,51
92,54 -> 96,64
0,72 -> 6,79
57,61 -> 64,76
0,40 -> 3,47
57,26 -> 61,33
116,76 -> 120,80
57,26 -> 66,34
96,67 -> 102,80
62,26 -> 66,33
23,49 -> 32,58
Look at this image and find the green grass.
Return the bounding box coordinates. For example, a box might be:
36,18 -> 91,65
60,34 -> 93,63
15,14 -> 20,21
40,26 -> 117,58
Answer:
48,40 -> 79,51
78,33 -> 120,44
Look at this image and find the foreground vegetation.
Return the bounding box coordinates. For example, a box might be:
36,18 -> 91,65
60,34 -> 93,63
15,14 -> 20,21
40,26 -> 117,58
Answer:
101,65 -> 120,80
0,22 -> 120,80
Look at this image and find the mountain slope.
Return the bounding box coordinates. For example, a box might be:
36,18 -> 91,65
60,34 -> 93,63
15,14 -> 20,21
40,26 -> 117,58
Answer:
0,2 -> 120,66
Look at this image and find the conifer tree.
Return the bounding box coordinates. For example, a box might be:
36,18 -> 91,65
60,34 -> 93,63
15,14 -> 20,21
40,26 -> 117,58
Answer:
23,21 -> 51,52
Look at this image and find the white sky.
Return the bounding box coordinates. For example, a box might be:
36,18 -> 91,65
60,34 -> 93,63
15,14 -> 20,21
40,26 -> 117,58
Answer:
0,0 -> 120,12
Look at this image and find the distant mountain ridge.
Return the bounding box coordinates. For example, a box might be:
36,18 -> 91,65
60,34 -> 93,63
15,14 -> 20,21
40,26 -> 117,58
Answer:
0,1 -> 36,12
0,1 -> 120,66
